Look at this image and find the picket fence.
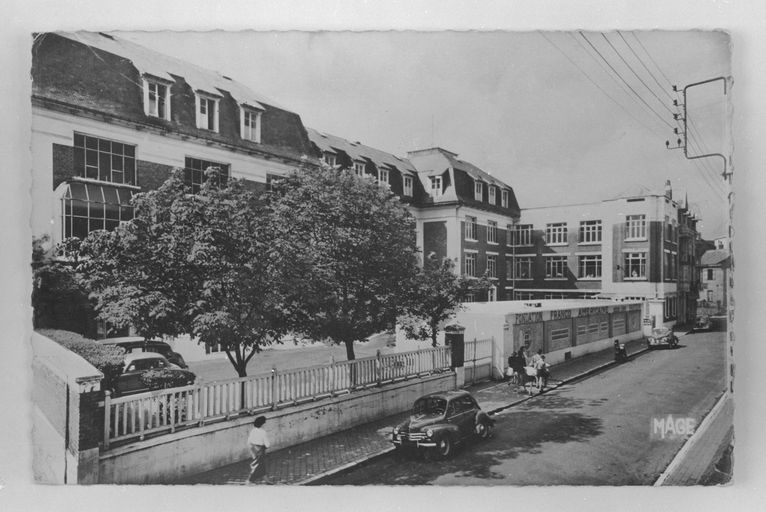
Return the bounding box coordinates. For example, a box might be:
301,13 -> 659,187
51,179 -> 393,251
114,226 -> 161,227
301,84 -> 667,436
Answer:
103,344 -> 461,449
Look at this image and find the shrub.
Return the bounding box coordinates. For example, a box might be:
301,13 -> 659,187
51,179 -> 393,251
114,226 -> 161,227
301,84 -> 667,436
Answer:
38,328 -> 125,388
140,368 -> 196,390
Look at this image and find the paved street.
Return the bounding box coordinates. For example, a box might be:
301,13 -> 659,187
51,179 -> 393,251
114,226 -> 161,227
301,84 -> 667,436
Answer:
319,330 -> 725,485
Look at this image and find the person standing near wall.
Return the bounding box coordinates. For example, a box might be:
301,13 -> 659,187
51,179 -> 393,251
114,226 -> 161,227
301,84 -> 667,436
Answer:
248,416 -> 270,484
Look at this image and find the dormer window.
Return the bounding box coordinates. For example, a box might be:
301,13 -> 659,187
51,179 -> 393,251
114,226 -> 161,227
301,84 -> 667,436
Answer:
143,77 -> 171,120
430,176 -> 443,198
378,168 -> 390,187
195,93 -> 219,132
489,185 -> 496,204
323,152 -> 337,167
403,175 -> 414,196
502,189 -> 509,208
353,161 -> 365,177
240,107 -> 262,142
474,181 -> 483,201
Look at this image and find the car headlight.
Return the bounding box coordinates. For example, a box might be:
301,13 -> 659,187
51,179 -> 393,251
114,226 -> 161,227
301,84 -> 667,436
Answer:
425,428 -> 433,438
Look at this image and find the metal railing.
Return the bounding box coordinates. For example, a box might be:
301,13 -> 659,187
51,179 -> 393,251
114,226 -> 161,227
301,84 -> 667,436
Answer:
103,345 -> 451,449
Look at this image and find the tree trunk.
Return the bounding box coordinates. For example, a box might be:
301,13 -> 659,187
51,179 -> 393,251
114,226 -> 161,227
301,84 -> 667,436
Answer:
344,340 -> 357,388
431,319 -> 439,347
344,340 -> 356,361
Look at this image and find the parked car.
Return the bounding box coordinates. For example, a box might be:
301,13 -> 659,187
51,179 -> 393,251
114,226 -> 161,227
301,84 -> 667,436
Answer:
114,353 -> 195,396
391,390 -> 494,459
647,327 -> 679,349
694,315 -> 711,331
98,337 -> 188,368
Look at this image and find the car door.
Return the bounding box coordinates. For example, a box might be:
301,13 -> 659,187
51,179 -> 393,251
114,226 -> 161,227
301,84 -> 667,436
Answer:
452,396 -> 477,439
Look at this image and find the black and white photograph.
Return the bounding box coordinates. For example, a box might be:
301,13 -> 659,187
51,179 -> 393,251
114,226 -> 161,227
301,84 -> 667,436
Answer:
4,0 -> 766,510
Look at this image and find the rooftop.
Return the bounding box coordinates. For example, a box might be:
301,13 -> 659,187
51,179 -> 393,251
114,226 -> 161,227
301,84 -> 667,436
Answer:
306,128 -> 416,173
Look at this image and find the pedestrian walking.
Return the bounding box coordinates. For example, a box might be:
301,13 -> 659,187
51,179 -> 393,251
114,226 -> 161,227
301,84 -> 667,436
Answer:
248,416 -> 270,484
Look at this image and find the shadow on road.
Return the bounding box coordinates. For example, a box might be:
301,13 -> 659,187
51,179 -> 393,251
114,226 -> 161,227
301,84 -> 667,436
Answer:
383,410 -> 604,484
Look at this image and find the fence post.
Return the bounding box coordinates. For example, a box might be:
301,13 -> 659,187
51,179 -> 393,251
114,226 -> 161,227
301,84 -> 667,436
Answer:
416,348 -> 421,375
329,356 -> 336,397
103,390 -> 111,451
271,367 -> 278,411
199,384 -> 208,426
376,350 -> 382,387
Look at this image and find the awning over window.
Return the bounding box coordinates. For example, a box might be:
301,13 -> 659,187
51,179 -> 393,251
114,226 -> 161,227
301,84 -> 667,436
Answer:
63,182 -> 135,206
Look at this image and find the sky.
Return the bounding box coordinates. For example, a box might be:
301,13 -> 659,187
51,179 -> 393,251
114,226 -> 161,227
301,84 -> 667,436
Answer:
116,30 -> 731,238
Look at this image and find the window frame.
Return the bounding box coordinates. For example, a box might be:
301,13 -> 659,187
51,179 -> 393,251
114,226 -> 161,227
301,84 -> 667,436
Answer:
579,220 -> 602,244
61,183 -> 134,241
515,256 -> 533,280
465,216 -> 478,241
430,176 -> 443,197
487,220 -> 498,244
353,161 -> 366,177
464,251 -> 477,277
501,189 -> 509,208
378,168 -> 390,187
624,251 -> 647,280
488,185 -> 496,204
240,107 -> 263,143
403,175 -> 414,196
73,132 -> 137,186
512,224 -> 533,246
545,255 -> 568,279
578,254 -> 603,279
486,254 -> 497,278
474,180 -> 483,201
195,93 -> 220,132
625,214 -> 647,241
546,222 -> 568,245
323,152 -> 337,167
143,77 -> 171,120
184,156 -> 230,194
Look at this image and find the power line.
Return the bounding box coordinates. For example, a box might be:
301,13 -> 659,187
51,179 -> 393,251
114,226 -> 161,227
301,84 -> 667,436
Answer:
537,32 -> 663,138
617,31 -> 675,102
578,32 -> 675,130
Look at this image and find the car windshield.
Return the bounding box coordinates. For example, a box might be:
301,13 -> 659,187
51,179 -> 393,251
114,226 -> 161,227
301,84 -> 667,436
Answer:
412,397 -> 447,416
652,328 -> 669,336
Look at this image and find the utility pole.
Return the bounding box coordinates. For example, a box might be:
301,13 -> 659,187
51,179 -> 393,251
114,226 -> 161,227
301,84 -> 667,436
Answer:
667,76 -> 734,397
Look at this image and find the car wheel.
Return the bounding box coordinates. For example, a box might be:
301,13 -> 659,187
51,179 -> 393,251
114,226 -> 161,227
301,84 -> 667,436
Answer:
435,434 -> 454,459
475,420 -> 493,440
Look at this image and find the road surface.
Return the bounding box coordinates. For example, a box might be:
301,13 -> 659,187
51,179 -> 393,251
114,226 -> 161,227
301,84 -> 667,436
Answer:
319,330 -> 726,485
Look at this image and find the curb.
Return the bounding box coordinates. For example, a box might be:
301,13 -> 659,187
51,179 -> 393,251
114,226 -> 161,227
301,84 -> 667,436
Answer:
302,343 -> 653,485
653,390 -> 731,486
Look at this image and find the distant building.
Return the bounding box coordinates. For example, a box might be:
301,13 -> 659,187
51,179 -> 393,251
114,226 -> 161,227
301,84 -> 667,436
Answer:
514,180 -> 700,328
307,131 -> 522,301
698,246 -> 731,315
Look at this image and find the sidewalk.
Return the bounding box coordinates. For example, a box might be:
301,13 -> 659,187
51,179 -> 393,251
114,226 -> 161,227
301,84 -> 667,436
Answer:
179,338 -> 649,485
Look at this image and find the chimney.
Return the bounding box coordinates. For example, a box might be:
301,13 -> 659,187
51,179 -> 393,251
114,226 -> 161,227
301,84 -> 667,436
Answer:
665,179 -> 672,200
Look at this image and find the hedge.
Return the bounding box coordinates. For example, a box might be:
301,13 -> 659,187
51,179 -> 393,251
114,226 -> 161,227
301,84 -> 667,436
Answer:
38,328 -> 125,388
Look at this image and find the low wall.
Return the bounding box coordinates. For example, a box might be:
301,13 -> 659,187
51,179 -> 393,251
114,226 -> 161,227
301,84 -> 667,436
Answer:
546,329 -> 644,366
98,372 -> 456,484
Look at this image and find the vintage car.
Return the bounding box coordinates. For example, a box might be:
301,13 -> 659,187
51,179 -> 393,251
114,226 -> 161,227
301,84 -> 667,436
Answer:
694,315 -> 711,331
391,390 -> 494,459
647,327 -> 679,349
98,336 -> 188,368
114,353 -> 195,396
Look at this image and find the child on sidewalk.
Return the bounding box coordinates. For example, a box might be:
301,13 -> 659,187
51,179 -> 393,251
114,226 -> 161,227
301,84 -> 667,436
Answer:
247,416 -> 270,484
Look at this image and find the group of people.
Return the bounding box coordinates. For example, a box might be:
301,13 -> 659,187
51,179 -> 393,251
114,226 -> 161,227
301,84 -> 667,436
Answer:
506,346 -> 550,389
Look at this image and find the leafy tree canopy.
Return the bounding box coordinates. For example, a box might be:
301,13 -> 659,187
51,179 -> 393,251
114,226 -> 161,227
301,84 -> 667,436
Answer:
270,164 -> 421,360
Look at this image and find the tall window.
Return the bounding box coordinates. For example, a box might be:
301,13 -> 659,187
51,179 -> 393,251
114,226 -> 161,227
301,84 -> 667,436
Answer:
506,257 -> 513,278
241,108 -> 262,142
488,186 -> 496,204
706,269 -> 714,280
61,182 -> 134,240
487,220 -> 498,243
184,157 -> 230,194
196,94 -> 219,132
465,216 -> 477,240
353,161 -> 366,177
545,255 -> 568,278
430,176 -> 442,197
378,168 -> 390,187
144,79 -> 170,120
625,214 -> 646,240
464,252 -> 477,277
624,252 -> 647,279
579,220 -> 602,243
403,176 -> 414,196
512,224 -> 533,246
578,255 -> 602,278
474,181 -> 483,201
323,152 -> 337,167
546,223 -> 568,244
487,255 -> 497,278
516,257 -> 533,279
73,133 -> 136,185
502,189 -> 509,208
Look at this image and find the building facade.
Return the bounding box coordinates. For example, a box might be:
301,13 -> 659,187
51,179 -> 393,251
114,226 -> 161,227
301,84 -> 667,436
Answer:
698,246 -> 730,316
307,132 -> 522,301
32,32 -> 316,250
514,181 -> 699,328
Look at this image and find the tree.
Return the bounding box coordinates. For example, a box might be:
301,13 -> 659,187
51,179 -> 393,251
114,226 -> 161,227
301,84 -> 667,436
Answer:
77,168 -> 286,377
400,253 -> 492,347
270,163 -> 421,361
